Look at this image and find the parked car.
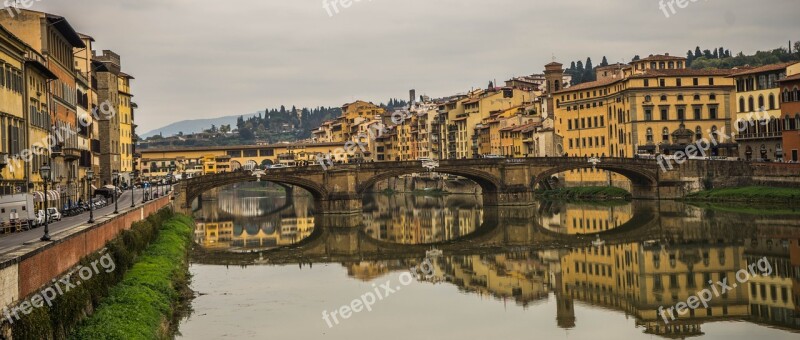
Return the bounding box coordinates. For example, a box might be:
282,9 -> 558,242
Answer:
46,207 -> 62,222
33,210 -> 45,226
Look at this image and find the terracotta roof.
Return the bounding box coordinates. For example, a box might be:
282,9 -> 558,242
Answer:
779,73 -> 800,82
636,54 -> 686,62
729,62 -> 799,77
463,98 -> 480,105
545,62 -> 563,67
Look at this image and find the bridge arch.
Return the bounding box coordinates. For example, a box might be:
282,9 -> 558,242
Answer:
184,171 -> 328,208
533,163 -> 658,198
356,167 -> 502,196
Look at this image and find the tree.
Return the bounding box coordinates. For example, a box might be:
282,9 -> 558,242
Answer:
794,41 -> 800,55
570,61 -> 577,70
632,55 -> 641,61
686,50 -> 694,65
488,81 -> 494,89
694,46 -> 702,58
703,49 -> 713,58
239,127 -> 255,140
600,56 -> 609,67
584,57 -> 595,82
712,49 -> 719,59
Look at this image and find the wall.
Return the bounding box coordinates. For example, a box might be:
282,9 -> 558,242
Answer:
0,195 -> 171,311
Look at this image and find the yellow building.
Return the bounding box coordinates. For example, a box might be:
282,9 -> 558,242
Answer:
553,54 -> 739,187
0,24 -> 27,195
730,62 -> 800,161
23,47 -> 58,208
118,72 -> 135,185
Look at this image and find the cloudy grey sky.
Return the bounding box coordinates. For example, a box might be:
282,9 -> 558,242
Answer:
30,0 -> 800,133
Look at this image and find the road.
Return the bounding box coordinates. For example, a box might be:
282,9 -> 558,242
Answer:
0,186 -> 173,256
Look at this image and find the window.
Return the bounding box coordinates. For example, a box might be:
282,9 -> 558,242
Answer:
694,106 -> 702,120
695,126 -> 702,140
693,78 -> 699,86
660,108 -> 669,120
758,95 -> 765,110
644,79 -> 650,87
768,94 -> 776,110
709,94 -> 716,100
660,95 -> 668,101
659,79 -> 666,87
739,97 -> 746,112
748,96 -> 755,112
644,108 -> 653,121
677,94 -> 684,101
708,78 -> 714,86
677,107 -> 685,120
646,128 -> 654,143
709,106 -> 718,119
676,78 -> 682,86
662,127 -> 669,141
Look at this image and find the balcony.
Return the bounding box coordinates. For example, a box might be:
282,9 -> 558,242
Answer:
62,147 -> 82,161
735,132 -> 783,140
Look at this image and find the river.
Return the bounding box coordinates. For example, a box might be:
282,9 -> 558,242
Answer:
177,182 -> 800,339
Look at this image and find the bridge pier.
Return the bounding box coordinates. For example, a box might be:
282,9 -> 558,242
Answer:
317,194 -> 363,215
631,184 -> 659,200
484,190 -> 536,207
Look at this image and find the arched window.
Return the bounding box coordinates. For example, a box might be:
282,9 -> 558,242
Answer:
748,96 -> 755,112
739,97 -> 746,112
710,126 -> 718,141
644,95 -> 652,102
768,94 -> 776,110
662,127 -> 669,142
695,126 -> 702,140
646,128 -> 654,143
677,94 -> 684,101
758,95 -> 765,110
794,87 -> 800,102
794,114 -> 800,130
784,90 -> 791,103
660,95 -> 668,101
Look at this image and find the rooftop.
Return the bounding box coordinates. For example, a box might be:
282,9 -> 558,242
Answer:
729,62 -> 799,77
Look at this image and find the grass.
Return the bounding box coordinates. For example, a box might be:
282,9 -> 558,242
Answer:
70,214 -> 194,340
688,201 -> 800,215
539,186 -> 632,201
685,186 -> 800,203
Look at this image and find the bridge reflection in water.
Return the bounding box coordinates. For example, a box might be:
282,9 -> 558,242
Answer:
188,183 -> 800,337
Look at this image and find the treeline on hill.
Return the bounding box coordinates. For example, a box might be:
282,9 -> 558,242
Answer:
566,42 -> 800,86
234,105 -> 341,143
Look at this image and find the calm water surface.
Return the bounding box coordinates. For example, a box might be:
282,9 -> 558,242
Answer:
178,183 -> 800,339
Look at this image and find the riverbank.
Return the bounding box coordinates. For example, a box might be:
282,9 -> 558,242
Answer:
685,186 -> 800,203
538,187 -> 632,201
4,208 -> 192,340
70,214 -> 194,339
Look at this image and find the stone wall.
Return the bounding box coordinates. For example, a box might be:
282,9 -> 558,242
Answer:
370,175 -> 482,195
0,195 -> 171,312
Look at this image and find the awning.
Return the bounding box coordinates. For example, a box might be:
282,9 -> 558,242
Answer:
91,185 -> 98,190
33,191 -> 44,202
47,190 -> 59,201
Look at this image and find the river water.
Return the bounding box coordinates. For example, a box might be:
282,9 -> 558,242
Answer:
177,182 -> 800,339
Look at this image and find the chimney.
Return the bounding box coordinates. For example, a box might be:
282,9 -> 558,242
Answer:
665,53 -> 670,56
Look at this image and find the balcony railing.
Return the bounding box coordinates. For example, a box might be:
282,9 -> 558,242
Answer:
735,132 -> 783,140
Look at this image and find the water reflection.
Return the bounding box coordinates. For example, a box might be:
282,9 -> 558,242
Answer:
185,184 -> 800,338
362,194 -> 483,244
193,184 -> 315,251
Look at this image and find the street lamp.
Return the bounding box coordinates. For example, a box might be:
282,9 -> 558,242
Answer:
40,164 -> 51,242
130,175 -> 136,208
112,170 -> 119,214
87,170 -> 95,224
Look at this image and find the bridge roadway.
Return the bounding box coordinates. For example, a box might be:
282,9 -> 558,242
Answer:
178,157 -> 800,215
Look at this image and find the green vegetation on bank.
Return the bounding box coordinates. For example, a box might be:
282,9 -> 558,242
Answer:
71,214 -> 194,340
688,202 -> 800,216
10,209 -> 177,340
539,186 -> 632,201
685,186 -> 800,203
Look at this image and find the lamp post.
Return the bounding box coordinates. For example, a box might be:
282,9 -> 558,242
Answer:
130,175 -> 136,208
87,170 -> 95,224
112,170 -> 119,214
148,176 -> 153,201
40,164 -> 51,242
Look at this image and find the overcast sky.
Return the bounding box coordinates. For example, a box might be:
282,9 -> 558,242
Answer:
28,0 -> 800,133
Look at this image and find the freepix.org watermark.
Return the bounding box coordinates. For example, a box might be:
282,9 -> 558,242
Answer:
2,100 -> 116,173
2,253 -> 116,324
2,0 -> 43,18
322,0 -> 373,17
321,257 -> 434,328
659,0 -> 708,18
657,256 -> 772,324
656,108 -> 771,172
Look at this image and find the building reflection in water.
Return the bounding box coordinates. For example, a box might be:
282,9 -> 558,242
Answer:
341,201 -> 800,336
361,194 -> 483,244
192,183 -> 800,335
193,183 -> 315,250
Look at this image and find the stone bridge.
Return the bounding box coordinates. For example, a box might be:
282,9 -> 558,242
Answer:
177,157 -> 800,215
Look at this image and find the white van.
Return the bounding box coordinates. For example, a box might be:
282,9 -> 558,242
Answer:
0,194 -> 37,227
